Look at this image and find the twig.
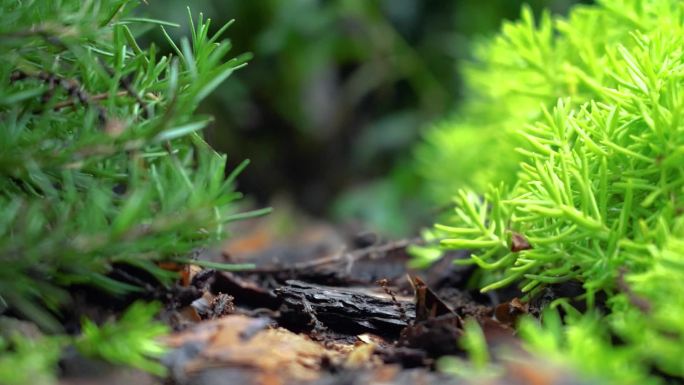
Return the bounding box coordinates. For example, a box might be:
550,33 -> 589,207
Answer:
377,278 -> 408,323
237,237 -> 426,274
52,91 -> 127,110
98,59 -> 152,119
10,70 -> 108,125
10,30 -> 153,121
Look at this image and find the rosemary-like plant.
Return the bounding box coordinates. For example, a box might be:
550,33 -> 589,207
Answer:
0,0 -> 267,332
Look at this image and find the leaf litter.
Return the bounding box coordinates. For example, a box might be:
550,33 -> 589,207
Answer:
157,216 -> 594,385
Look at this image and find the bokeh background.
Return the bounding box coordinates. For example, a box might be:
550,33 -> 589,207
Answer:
142,0 -> 587,236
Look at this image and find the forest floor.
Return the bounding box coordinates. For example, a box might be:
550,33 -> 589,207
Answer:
57,214 -> 592,385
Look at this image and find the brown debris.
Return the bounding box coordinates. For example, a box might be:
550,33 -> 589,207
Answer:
224,216 -> 427,286
311,366 -> 463,385
398,315 -> 463,359
181,265 -> 203,287
477,317 -> 516,346
616,267 -> 651,313
377,278 -> 409,323
208,293 -> 235,318
344,342 -> 380,369
153,214 -> 551,384
494,297 -> 529,326
407,275 -> 460,323
164,315 -> 343,384
275,280 -> 415,338
510,232 -> 532,252
190,292 -> 236,320
398,276 -> 464,359
212,271 -> 281,309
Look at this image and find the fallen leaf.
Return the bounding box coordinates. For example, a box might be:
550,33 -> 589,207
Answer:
165,315 -> 343,384
407,275 -> 460,323
494,297 -> 529,326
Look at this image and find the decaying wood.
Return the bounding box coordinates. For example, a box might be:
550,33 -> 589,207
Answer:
275,280 -> 415,338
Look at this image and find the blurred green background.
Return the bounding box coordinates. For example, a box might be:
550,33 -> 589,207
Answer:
142,0 -> 586,236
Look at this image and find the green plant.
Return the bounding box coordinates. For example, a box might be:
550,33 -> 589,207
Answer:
0,334 -> 63,385
75,301 -> 168,376
0,0 -> 267,381
416,0 -> 684,381
0,301 -> 167,384
437,318 -> 492,377
516,309 -> 659,384
0,0 -> 266,331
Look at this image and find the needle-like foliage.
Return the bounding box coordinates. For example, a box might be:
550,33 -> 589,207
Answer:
416,0 -> 684,382
0,332 -> 64,385
0,0 -> 265,333
75,301 -> 169,375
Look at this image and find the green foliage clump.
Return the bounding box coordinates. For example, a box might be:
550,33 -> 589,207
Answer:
0,0 -> 266,381
0,0 -> 265,332
416,0 -> 684,382
518,310 -> 657,384
75,301 -> 168,376
437,319 -> 498,380
0,301 -> 167,385
415,114 -> 522,204
0,334 -> 63,385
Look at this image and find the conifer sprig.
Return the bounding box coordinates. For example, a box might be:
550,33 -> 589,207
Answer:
0,1 -> 266,331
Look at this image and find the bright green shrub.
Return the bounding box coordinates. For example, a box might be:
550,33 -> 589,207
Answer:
416,0 -> 684,382
415,112 -> 522,204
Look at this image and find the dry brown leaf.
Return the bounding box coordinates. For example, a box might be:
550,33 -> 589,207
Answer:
165,315 -> 342,383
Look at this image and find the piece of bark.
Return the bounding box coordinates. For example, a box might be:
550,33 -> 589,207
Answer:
275,280 -> 415,338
